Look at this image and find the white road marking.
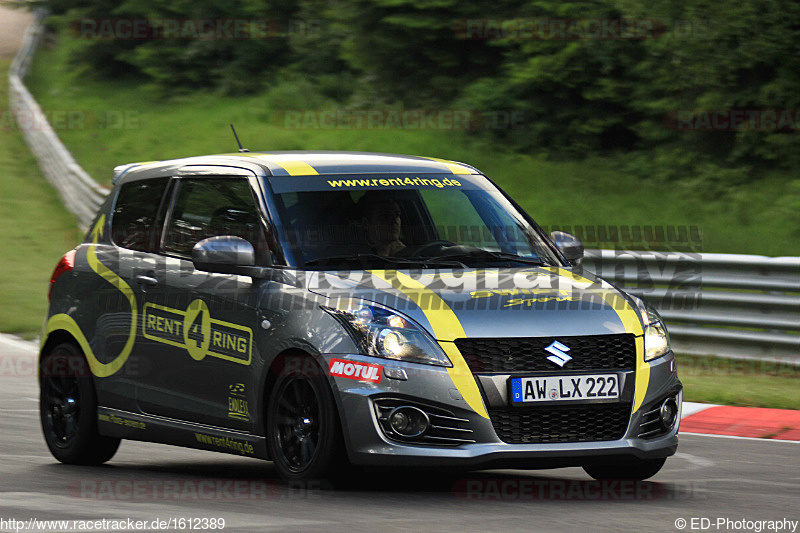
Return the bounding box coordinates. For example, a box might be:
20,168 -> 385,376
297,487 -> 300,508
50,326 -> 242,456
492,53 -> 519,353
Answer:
682,432 -> 800,444
674,452 -> 715,468
681,401 -> 718,418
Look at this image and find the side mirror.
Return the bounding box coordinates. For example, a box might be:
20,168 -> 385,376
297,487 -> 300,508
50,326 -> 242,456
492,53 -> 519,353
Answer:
550,231 -> 584,265
192,236 -> 266,278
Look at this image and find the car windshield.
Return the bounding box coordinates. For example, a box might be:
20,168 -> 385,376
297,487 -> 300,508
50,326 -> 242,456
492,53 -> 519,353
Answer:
268,174 -> 560,269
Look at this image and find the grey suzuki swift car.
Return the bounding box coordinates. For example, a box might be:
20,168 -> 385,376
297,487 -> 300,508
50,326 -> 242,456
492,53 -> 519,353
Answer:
41,152 -> 681,481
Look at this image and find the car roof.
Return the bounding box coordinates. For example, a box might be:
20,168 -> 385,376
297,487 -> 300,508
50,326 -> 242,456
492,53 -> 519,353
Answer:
113,151 -> 481,184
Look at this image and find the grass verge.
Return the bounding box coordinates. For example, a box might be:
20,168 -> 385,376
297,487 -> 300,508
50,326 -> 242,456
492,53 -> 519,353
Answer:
0,58 -> 80,338
676,354 -> 800,410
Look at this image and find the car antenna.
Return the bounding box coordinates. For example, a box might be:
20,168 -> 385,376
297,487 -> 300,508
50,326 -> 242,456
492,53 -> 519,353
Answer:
230,124 -> 249,152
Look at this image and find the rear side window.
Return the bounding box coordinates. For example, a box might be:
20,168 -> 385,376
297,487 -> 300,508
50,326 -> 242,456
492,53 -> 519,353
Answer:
111,178 -> 168,252
162,178 -> 266,259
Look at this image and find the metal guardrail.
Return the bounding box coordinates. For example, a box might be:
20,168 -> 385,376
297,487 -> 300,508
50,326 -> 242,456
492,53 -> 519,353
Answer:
583,250 -> 800,363
8,16 -> 800,363
8,13 -> 109,230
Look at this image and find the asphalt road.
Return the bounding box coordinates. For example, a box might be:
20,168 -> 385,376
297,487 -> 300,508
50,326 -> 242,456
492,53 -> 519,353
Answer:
1,334 -> 798,533
0,6 -> 32,60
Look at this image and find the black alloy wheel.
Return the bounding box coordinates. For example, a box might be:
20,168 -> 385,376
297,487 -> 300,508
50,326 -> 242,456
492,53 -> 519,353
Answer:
266,360 -> 344,481
40,342 -> 120,464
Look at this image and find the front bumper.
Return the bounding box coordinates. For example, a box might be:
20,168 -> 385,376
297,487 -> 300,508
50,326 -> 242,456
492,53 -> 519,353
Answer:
326,351 -> 682,469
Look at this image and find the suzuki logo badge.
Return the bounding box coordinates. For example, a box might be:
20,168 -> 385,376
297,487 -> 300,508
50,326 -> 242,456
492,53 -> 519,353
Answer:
545,341 -> 572,367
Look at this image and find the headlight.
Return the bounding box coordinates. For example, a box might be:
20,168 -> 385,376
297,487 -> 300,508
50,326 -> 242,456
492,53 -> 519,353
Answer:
631,297 -> 671,361
322,299 -> 452,367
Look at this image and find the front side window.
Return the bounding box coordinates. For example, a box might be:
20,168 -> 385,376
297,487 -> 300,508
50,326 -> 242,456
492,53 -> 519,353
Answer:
162,178 -> 267,261
111,178 -> 168,252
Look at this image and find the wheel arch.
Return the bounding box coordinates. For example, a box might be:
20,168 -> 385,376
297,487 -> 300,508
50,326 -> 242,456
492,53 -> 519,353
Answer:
39,329 -> 82,380
258,347 -> 349,459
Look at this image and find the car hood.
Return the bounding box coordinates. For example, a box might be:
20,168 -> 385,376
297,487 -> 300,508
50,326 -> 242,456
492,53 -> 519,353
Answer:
307,266 -> 642,340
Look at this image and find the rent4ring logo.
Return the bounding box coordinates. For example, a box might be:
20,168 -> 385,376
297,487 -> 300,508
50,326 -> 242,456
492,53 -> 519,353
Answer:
328,359 -> 383,383
143,299 -> 253,365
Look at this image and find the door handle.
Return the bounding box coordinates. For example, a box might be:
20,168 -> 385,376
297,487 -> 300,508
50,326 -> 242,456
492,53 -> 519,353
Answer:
135,275 -> 158,286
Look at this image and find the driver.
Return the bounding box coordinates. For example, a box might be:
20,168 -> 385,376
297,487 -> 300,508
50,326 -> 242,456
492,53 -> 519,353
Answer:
357,192 -> 406,256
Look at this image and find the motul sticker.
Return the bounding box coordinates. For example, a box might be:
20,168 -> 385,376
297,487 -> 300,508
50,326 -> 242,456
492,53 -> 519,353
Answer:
328,359 -> 383,383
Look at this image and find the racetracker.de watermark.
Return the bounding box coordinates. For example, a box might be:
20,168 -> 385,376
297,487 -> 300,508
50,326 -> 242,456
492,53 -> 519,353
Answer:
665,110 -> 800,132
68,479 -> 325,500
1,109 -> 139,131
272,109 -> 526,130
454,18 -> 712,40
454,18 -> 665,40
0,354 -> 142,378
454,478 -> 706,500
70,18 -> 322,40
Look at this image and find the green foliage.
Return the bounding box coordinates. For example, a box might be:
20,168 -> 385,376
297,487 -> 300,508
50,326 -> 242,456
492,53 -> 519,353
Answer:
775,180 -> 800,238
24,38 -> 800,257
18,0 -> 800,206
39,0 -> 296,93
333,0 -> 510,105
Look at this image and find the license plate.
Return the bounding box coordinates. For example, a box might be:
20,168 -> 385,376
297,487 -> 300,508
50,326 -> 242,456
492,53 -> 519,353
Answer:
509,374 -> 620,405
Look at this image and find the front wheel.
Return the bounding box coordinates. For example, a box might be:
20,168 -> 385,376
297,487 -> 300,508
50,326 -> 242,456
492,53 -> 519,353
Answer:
40,342 -> 120,465
266,360 -> 344,481
583,457 -> 666,481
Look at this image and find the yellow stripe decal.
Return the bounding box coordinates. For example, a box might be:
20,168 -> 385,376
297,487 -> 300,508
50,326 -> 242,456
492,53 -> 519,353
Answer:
271,160 -> 319,176
543,267 -> 649,413
423,157 -> 472,175
43,215 -> 138,377
370,270 -> 489,419
223,153 -> 319,176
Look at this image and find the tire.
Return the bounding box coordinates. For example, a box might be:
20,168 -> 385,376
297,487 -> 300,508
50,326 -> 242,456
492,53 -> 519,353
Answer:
583,457 -> 666,481
266,358 -> 344,481
40,342 -> 121,465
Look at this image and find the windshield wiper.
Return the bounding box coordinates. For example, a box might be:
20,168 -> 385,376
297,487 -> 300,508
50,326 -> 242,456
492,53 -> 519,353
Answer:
304,254 -> 465,269
427,249 -> 547,266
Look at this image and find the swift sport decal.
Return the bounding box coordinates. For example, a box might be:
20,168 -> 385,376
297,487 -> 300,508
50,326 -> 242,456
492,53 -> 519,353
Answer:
43,216 -> 138,378
503,295 -> 582,307
142,300 -> 253,365
328,359 -> 383,384
471,288 -> 558,298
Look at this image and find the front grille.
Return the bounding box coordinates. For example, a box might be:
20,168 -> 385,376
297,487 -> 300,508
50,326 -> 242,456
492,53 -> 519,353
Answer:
488,403 -> 632,444
373,398 -> 476,446
455,334 -> 636,373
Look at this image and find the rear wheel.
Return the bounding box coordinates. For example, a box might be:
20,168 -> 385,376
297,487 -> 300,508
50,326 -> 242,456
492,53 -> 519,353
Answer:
583,457 -> 666,481
40,342 -> 120,465
266,359 -> 344,481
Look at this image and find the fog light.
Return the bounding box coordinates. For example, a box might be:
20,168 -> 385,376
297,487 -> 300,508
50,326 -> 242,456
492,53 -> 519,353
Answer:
388,406 -> 429,437
660,398 -> 678,430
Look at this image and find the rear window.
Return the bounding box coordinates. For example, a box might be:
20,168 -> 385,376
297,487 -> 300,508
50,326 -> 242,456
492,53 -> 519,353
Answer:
111,178 -> 169,252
